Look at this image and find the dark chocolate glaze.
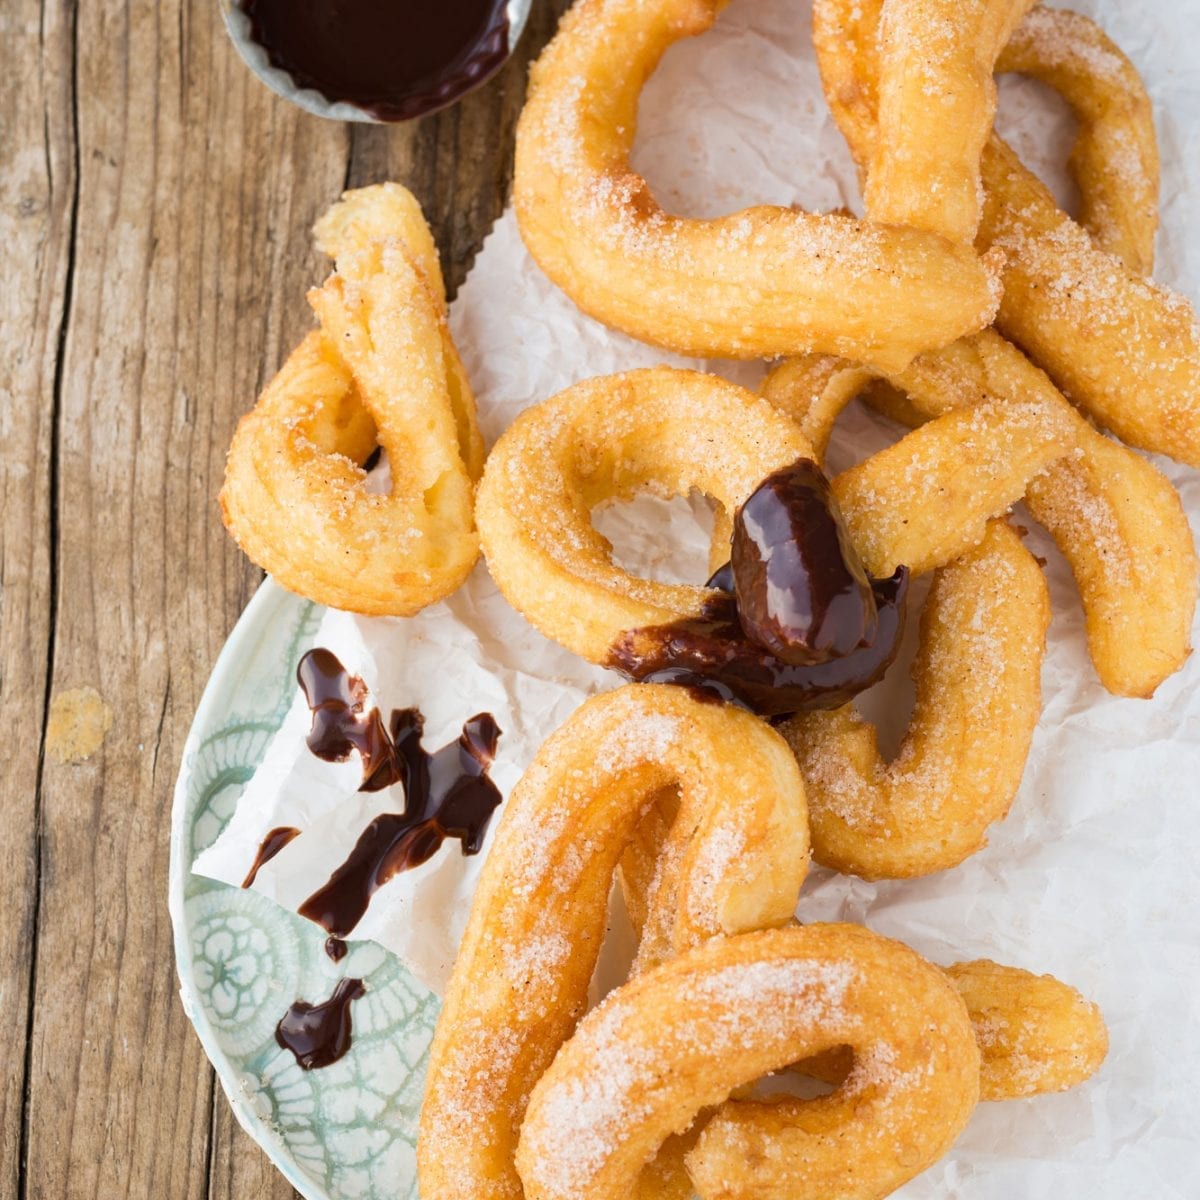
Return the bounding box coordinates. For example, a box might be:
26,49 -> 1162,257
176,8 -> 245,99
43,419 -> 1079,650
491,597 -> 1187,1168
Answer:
298,648 -> 399,792
275,978 -> 365,1071
240,0 -> 510,122
297,687 -> 503,938
241,826 -> 301,889
732,460 -> 878,665
609,568 -> 908,716
324,937 -> 349,963
608,458 -> 910,715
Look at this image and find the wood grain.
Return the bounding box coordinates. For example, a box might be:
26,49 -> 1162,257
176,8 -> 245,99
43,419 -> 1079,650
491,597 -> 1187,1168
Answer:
0,2 -> 74,1196
1,0 -> 568,1194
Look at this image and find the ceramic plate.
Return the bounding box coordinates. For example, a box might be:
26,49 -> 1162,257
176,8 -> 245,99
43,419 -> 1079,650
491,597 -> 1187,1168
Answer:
169,579 -> 438,1200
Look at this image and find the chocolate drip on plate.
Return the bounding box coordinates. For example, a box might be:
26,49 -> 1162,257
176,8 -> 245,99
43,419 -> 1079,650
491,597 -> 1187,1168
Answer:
297,648 -> 399,791
275,978 -> 365,1071
241,826 -> 301,889
295,655 -> 503,938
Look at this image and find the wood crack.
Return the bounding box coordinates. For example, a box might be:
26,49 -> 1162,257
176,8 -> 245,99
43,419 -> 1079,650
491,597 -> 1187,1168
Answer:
19,2 -> 81,1196
201,1073 -> 217,1200
150,670 -> 173,781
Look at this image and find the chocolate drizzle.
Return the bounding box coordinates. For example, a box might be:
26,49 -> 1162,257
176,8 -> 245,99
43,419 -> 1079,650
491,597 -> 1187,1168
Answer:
240,0 -> 511,123
608,459 -> 909,716
275,978 -> 365,1071
295,650 -> 503,939
297,649 -> 399,791
324,938 -> 348,963
732,459 -> 879,665
611,570 -> 907,715
242,826 -> 301,889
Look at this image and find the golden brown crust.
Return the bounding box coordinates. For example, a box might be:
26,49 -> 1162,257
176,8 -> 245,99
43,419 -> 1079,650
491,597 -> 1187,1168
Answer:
814,0 -> 1200,467
758,356 -> 877,464
417,685 -> 810,1200
475,368 -> 813,662
478,367 -> 1070,666
831,398 -> 1072,578
517,925 -> 980,1200
514,0 -> 1002,372
729,958 -> 1106,1165
894,332 -> 1197,698
311,186 -> 485,481
996,5 -> 1159,275
867,0 -> 1037,243
944,959 -> 1109,1101
782,520 -> 1048,879
220,185 -> 482,614
763,329 -> 1197,698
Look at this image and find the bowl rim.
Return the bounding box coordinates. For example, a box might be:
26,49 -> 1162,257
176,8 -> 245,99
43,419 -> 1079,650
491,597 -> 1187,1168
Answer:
217,0 -> 534,124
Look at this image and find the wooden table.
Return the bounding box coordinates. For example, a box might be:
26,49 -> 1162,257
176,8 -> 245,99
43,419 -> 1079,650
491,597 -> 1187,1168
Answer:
2,1 -> 567,1193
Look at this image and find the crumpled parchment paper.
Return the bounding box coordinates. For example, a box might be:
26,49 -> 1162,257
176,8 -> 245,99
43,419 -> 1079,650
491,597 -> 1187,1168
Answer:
194,0 -> 1200,1192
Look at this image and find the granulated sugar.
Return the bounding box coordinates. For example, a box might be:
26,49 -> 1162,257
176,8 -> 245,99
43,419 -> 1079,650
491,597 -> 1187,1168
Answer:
523,953 -> 861,1197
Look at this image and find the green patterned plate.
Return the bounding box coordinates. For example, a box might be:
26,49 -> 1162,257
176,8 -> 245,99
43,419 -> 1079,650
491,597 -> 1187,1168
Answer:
169,579 -> 440,1199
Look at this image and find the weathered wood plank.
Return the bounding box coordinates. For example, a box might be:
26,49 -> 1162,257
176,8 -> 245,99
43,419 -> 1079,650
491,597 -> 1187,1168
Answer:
207,1097 -> 302,1200
0,2 -> 76,1196
19,1 -> 346,1195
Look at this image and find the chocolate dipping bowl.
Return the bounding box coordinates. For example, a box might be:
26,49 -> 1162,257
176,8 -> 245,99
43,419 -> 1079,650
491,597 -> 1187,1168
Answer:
219,0 -> 534,124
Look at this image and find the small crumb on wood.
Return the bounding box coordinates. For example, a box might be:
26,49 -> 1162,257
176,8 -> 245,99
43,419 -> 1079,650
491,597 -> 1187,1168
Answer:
46,687 -> 113,763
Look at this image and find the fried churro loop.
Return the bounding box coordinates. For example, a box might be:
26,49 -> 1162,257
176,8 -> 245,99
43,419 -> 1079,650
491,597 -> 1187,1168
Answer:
763,328 -> 1197,698
612,855 -> 1106,1195
514,0 -> 1002,372
220,184 -> 482,615
688,956 -> 1105,1200
619,814 -> 1107,1106
814,0 -> 1200,467
418,685 -> 810,1200
867,0 -> 1037,243
708,360 -> 1072,581
880,333 -> 1197,698
621,876 -> 1108,1108
996,5 -> 1159,275
772,7 -> 1196,696
477,367 -> 1070,678
517,924 -> 980,1200
782,519 -> 1048,880
476,369 -> 815,664
944,959 -> 1108,1100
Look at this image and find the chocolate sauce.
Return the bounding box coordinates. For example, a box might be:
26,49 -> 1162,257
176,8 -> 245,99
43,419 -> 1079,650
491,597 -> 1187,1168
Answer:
324,937 -> 349,963
241,0 -> 511,123
732,460 -> 878,665
296,664 -> 503,937
607,458 -> 910,716
275,978 -> 365,1071
297,649 -> 400,791
609,569 -> 908,716
242,826 -> 301,889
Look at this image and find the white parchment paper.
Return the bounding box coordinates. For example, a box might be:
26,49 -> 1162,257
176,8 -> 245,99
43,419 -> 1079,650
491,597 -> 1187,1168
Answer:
195,0 -> 1200,1192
